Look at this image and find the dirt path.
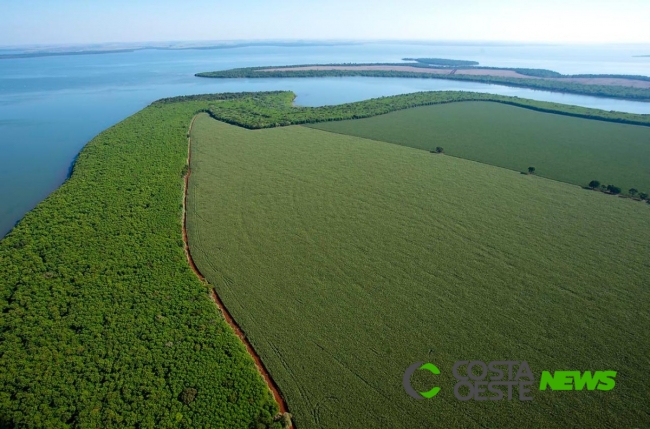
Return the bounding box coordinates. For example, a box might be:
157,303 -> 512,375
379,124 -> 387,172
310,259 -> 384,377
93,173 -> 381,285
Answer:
182,114 -> 291,422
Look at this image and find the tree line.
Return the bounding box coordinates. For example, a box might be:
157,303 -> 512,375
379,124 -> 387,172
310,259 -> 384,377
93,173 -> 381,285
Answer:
588,180 -> 649,201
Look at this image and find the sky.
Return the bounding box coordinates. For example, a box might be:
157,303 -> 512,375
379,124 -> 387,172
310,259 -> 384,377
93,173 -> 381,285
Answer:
2,0 -> 649,46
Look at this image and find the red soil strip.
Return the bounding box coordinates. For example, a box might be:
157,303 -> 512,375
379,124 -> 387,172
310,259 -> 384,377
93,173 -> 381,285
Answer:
261,65 -> 457,75
258,65 -> 650,88
259,65 -> 534,78
182,115 -> 291,421
447,68 -> 528,78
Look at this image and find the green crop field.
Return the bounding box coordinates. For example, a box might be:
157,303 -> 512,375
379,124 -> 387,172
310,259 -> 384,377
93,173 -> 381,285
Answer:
188,113 -> 650,429
307,101 -> 650,194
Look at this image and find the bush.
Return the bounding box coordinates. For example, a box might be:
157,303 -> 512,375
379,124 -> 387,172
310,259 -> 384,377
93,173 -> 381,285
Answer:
255,409 -> 286,429
528,166 -> 536,174
275,412 -> 293,428
588,180 -> 601,189
179,387 -> 198,405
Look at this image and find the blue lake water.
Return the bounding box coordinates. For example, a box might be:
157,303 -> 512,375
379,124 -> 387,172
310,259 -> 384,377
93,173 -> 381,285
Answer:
1,42 -> 650,237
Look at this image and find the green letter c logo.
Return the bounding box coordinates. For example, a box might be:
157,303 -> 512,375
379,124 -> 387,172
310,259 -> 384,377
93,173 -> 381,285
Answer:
418,363 -> 441,398
403,362 -> 441,399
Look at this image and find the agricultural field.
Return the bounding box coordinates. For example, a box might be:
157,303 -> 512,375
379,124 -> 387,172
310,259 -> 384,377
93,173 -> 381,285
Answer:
0,96 -> 284,429
187,113 -> 650,428
308,101 -> 650,193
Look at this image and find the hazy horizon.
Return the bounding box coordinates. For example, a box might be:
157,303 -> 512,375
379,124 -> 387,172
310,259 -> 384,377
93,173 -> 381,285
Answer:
2,0 -> 649,46
3,39 -> 650,52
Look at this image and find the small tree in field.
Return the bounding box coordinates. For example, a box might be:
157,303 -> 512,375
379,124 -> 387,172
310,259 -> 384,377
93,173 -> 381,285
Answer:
629,188 -> 638,197
588,180 -> 600,189
640,192 -> 648,200
434,146 -> 444,154
528,166 -> 536,174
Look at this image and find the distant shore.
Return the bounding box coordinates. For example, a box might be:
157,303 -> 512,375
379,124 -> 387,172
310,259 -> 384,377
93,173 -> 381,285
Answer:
0,49 -> 138,59
259,65 -> 650,89
0,41 -> 361,60
197,62 -> 650,101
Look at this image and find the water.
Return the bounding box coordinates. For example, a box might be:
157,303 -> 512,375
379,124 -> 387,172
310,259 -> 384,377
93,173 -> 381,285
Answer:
1,42 -> 650,237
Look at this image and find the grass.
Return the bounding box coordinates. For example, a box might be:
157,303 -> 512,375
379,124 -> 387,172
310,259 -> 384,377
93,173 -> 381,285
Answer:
307,101 -> 650,193
188,113 -> 650,429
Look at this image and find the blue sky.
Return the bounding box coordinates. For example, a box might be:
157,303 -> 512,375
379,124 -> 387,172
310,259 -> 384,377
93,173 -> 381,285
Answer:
2,0 -> 649,46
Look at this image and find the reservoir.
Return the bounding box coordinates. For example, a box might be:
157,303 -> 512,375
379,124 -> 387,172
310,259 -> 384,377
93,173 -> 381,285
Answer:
1,42 -> 649,237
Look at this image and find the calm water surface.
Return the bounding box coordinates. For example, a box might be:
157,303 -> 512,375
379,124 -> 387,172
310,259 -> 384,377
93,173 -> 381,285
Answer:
1,43 -> 649,237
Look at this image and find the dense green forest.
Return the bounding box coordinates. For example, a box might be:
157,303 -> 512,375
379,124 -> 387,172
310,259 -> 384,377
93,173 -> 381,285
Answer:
196,66 -> 650,101
0,94 -> 286,428
157,90 -> 650,129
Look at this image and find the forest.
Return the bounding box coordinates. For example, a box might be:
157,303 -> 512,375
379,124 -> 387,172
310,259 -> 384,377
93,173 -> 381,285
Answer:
196,66 -> 650,101
0,94 -> 288,428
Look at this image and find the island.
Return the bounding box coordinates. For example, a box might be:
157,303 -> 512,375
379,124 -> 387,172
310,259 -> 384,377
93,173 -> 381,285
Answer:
196,59 -> 650,101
